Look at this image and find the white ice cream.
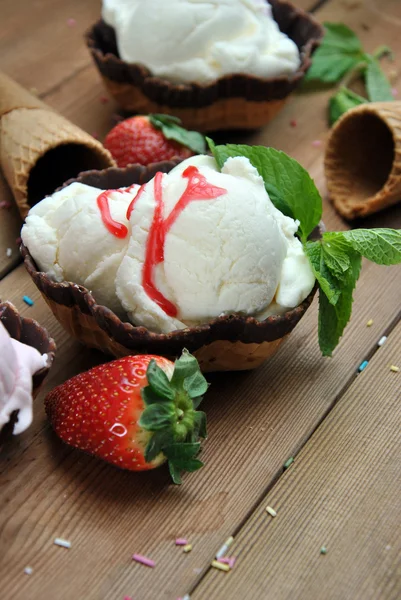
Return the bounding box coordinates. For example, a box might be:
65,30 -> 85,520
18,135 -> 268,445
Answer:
21,182 -> 140,317
102,0 -> 301,84
22,156 -> 315,334
0,322 -> 48,435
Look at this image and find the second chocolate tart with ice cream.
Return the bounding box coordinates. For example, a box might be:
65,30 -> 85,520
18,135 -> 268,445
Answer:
21,154 -> 318,371
86,0 -> 323,130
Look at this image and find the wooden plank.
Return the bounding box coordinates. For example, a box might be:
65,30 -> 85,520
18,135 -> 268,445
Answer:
194,320 -> 401,600
0,173 -> 22,277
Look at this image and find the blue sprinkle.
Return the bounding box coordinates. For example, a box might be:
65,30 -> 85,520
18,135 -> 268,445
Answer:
23,295 -> 34,307
358,360 -> 369,372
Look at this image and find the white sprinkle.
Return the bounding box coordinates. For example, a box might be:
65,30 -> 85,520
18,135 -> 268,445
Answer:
385,544 -> 392,551
54,538 -> 71,549
378,336 -> 387,347
6,248 -> 12,257
24,567 -> 33,575
216,536 -> 234,559
182,595 -> 191,600
266,506 -> 277,517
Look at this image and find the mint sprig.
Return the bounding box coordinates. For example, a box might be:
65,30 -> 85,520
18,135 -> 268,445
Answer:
207,143 -> 401,356
138,350 -> 209,484
149,114 -> 206,154
207,141 -> 322,244
305,22 -> 394,124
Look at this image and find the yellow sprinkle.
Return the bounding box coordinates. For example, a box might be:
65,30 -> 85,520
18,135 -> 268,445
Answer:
390,365 -> 399,372
211,560 -> 230,572
366,319 -> 374,327
266,506 -> 277,518
183,544 -> 192,553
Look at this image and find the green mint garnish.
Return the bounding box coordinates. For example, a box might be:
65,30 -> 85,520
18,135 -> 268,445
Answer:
149,114 -> 206,154
207,142 -> 401,357
306,23 -> 393,124
207,140 -> 322,244
139,350 -> 209,484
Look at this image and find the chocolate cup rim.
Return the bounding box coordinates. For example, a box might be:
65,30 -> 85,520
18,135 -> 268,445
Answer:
22,160 -> 321,354
85,0 -> 324,106
0,301 -> 56,392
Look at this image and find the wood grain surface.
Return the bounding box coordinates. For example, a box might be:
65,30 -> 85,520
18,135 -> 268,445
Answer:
194,320 -> 401,600
0,0 -> 400,599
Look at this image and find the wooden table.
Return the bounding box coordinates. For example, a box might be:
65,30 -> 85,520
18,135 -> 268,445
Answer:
0,1 -> 400,598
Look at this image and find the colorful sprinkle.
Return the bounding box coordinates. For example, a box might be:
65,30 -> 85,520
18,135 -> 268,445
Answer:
100,96 -> 109,104
132,554 -> 155,568
283,457 -> 294,469
54,538 -> 71,549
312,140 -> 322,147
378,336 -> 387,347
67,18 -> 76,26
91,132 -> 99,140
123,597 -> 133,600
358,360 -> 369,372
266,506 -> 277,518
175,538 -> 188,546
16,237 -> 22,245
23,296 -> 34,307
366,319 -> 374,327
390,365 -> 399,373
218,557 -> 236,568
211,560 -> 230,572
183,544 -> 192,553
290,119 -> 297,127
24,567 -> 33,575
0,200 -> 12,209
320,546 -> 327,555
216,535 -> 234,559
392,88 -> 398,97
6,248 -> 12,257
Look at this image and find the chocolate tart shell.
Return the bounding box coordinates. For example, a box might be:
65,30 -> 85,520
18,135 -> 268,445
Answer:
22,161 -> 320,372
85,0 -> 323,131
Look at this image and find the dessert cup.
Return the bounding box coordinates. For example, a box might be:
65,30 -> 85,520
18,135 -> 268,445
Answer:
325,102 -> 401,220
0,72 -> 116,219
21,161 -> 320,373
85,0 -> 323,131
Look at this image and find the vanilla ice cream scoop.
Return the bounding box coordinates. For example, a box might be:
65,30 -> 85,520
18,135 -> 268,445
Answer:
0,322 -> 48,434
21,181 -> 140,317
115,155 -> 315,332
102,0 -> 301,84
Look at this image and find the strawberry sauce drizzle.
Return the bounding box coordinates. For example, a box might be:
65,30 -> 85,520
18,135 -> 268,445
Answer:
142,166 -> 227,317
126,183 -> 146,220
97,191 -> 129,239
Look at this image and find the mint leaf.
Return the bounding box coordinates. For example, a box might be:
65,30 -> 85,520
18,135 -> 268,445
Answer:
305,23 -> 365,83
321,233 -> 352,280
305,241 -> 341,305
146,360 -> 174,400
342,229 -> 401,265
149,114 -> 206,154
318,252 -> 362,356
139,403 -> 175,431
329,86 -> 367,125
208,143 -> 322,243
364,55 -> 394,101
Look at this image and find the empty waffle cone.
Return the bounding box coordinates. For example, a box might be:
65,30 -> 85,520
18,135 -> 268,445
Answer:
325,102 -> 401,220
0,72 -> 116,219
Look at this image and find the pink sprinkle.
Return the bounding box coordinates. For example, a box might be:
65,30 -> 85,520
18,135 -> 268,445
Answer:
218,556 -> 236,568
0,201 -> 12,209
92,132 -> 99,140
312,140 -> 322,148
132,554 -> 155,568
123,597 -> 133,600
16,237 -> 22,245
175,538 -> 188,546
392,88 -> 398,97
100,96 -> 109,104
67,18 -> 76,27
290,119 -> 297,128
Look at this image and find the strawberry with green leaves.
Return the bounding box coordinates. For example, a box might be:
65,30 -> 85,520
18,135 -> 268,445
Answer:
45,350 -> 208,484
104,114 -> 206,168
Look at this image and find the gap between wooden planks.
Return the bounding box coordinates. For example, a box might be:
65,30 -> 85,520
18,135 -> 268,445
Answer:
194,318 -> 401,600
0,1 -> 401,600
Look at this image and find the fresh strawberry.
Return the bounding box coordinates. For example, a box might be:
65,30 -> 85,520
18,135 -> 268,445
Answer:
104,114 -> 206,168
45,350 -> 208,484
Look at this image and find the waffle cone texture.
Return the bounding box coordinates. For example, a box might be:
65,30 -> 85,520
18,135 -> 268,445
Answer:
85,0 -> 323,131
0,72 -> 115,219
22,161 -> 320,373
325,102 -> 401,219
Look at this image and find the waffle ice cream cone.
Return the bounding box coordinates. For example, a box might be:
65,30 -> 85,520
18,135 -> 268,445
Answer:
325,102 -> 401,220
0,72 -> 115,219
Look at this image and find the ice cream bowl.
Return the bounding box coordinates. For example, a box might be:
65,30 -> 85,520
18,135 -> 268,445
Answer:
21,160 -> 320,373
85,0 -> 323,131
0,301 -> 56,398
